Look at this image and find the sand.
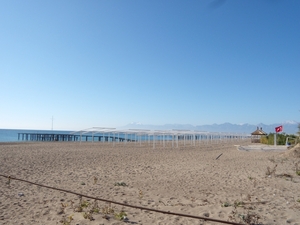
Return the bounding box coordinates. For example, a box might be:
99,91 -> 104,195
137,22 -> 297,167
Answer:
0,141 -> 300,225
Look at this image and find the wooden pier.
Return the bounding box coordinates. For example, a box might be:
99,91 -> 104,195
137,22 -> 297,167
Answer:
17,133 -> 134,142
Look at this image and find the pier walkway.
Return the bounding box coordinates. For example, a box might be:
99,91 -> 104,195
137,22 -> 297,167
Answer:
17,127 -> 250,147
18,133 -> 133,142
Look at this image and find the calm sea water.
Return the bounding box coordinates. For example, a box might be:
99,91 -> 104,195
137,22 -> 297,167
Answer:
0,129 -> 73,142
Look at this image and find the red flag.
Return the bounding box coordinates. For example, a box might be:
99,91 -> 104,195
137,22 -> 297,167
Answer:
275,125 -> 283,133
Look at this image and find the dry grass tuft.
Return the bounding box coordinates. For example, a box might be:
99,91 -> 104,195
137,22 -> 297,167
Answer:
225,193 -> 265,225
266,164 -> 277,177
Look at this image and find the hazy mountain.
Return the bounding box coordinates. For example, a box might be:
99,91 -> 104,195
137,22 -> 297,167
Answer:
119,121 -> 299,134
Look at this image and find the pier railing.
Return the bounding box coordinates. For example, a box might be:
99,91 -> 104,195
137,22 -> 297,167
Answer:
18,127 -> 251,149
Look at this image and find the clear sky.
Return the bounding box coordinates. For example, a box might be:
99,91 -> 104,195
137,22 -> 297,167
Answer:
0,0 -> 299,130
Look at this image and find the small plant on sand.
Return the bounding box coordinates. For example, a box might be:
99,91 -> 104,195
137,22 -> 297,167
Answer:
72,196 -> 87,212
100,204 -> 116,220
233,200 -> 244,208
59,215 -> 73,225
93,176 -> 98,185
114,211 -> 127,221
82,211 -> 94,221
70,198 -> 101,221
239,211 -> 261,224
80,200 -> 90,208
228,205 -> 261,224
139,190 -> 143,199
73,204 -> 83,212
227,195 -> 262,225
228,207 -> 237,222
101,204 -> 115,215
70,200 -> 75,209
222,200 -> 244,208
91,200 -> 100,213
58,203 -> 68,214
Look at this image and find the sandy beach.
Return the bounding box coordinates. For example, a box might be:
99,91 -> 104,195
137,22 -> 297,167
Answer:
1,141 -> 300,225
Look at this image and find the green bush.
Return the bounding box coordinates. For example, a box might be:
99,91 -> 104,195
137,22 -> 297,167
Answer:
260,133 -> 297,145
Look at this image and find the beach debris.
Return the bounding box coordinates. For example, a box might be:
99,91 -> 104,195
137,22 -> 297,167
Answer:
102,214 -> 110,220
295,162 -> 300,176
114,182 -> 127,186
203,212 -> 210,217
80,182 -> 86,185
215,153 -> 223,160
159,200 -> 168,206
93,176 -> 98,184
6,176 -> 11,185
18,192 -> 24,197
276,173 -> 293,181
221,202 -> 231,207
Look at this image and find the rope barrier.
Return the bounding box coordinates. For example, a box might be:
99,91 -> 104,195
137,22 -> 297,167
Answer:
0,174 -> 245,225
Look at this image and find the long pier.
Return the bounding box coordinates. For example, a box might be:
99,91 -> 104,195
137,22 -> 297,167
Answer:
17,127 -> 250,147
17,133 -> 133,142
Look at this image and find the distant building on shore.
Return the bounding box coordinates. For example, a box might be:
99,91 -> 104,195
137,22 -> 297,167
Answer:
251,127 -> 267,143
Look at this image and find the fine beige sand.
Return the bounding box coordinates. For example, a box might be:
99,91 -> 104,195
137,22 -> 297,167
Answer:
0,141 -> 300,225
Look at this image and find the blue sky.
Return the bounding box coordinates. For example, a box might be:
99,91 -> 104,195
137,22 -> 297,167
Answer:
0,0 -> 299,130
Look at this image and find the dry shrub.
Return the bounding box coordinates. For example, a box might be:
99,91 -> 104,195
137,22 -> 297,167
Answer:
266,164 -> 277,177
281,144 -> 300,158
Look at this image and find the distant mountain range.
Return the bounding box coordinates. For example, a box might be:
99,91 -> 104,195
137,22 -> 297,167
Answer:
119,121 -> 299,134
